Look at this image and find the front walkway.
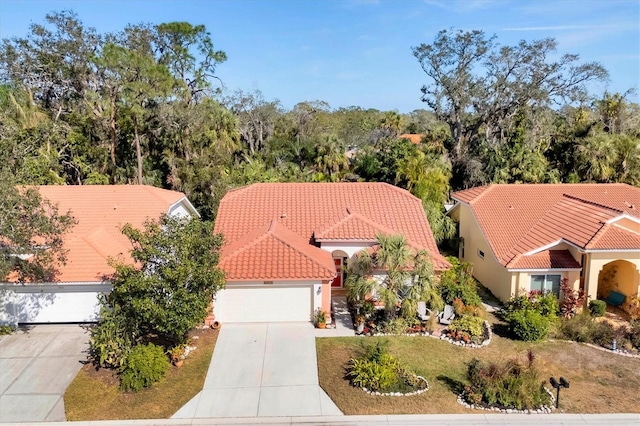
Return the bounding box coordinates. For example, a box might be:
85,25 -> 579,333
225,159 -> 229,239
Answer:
172,323 -> 342,418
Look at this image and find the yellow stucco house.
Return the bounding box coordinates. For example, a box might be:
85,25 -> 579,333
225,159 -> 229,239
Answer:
449,184 -> 640,314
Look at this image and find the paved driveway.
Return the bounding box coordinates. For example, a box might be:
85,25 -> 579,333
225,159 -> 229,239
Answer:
173,323 -> 342,418
0,325 -> 89,423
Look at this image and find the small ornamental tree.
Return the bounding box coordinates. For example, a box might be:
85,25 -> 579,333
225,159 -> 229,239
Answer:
0,181 -> 75,282
559,278 -> 586,318
103,214 -> 225,345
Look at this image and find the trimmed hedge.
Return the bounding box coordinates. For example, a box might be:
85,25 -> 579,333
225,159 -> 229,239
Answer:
589,300 -> 606,317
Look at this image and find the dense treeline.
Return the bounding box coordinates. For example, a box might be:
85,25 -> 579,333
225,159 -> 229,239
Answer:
1,12 -> 638,230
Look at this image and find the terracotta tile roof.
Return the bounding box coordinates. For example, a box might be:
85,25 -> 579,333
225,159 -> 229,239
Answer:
215,183 -> 450,279
509,250 -> 582,270
314,209 -> 398,242
588,224 -> 640,250
24,185 -> 188,282
451,183 -> 640,269
220,220 -> 336,281
399,134 -> 423,144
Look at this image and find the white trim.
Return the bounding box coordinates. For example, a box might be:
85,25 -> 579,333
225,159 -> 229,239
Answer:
523,239 -> 585,256
508,268 -> 582,272
316,238 -> 377,243
446,202 -> 461,216
583,249 -> 640,253
170,196 -> 200,218
606,214 -> 640,225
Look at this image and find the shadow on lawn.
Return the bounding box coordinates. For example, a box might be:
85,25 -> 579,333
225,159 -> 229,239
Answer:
436,375 -> 465,394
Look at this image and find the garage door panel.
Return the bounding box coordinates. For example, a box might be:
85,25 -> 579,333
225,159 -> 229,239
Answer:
1,289 -> 102,324
214,286 -> 312,323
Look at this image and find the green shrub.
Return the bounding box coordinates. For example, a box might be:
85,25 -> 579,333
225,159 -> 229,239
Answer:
555,313 -> 593,342
465,353 -> 551,410
629,321 -> 640,350
589,320 -> 617,347
448,316 -> 485,341
347,341 -> 426,393
439,258 -> 483,308
589,300 -> 606,317
507,310 -> 549,341
89,305 -> 133,369
119,343 -> 170,392
381,318 -> 407,335
0,324 -> 14,335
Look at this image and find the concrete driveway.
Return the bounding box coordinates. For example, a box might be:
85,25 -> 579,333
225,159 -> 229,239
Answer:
173,323 -> 342,418
0,325 -> 89,423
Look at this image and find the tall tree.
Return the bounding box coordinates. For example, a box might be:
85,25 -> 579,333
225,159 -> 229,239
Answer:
412,29 -> 608,158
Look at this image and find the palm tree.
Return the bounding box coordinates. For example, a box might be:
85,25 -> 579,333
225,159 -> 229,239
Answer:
345,233 -> 441,319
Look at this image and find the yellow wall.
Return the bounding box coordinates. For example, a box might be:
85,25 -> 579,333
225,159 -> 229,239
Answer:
455,205 -> 583,302
594,259 -> 640,313
456,204 -> 515,301
584,253 -> 640,309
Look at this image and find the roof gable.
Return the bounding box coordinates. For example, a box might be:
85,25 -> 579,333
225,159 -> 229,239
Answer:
220,220 -> 335,281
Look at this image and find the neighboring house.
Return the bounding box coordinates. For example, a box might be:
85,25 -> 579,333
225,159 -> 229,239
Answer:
449,183 -> 640,314
213,182 -> 449,323
399,134 -> 423,145
0,185 -> 198,325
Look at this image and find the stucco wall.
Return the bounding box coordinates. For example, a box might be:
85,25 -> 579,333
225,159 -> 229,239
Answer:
584,252 -> 640,308
320,242 -> 374,259
456,203 -> 515,301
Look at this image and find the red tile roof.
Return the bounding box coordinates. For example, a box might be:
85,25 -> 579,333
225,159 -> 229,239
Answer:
215,183 -> 450,281
451,183 -> 640,270
399,134 -> 423,145
220,220 -> 336,281
509,250 -> 582,270
27,185 -> 188,282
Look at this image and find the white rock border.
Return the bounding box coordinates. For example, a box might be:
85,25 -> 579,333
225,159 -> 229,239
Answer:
457,386 -> 556,414
359,374 -> 429,397
440,320 -> 493,348
583,342 -> 640,359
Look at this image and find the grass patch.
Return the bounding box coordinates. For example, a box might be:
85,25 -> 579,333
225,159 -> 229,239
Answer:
64,328 -> 218,420
317,315 -> 640,415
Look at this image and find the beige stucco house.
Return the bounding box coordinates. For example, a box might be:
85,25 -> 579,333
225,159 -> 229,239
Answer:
449,184 -> 640,314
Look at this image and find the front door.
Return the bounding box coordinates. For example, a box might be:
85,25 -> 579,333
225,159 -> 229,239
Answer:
332,258 -> 342,287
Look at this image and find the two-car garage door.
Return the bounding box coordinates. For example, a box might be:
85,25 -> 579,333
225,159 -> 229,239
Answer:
213,285 -> 313,323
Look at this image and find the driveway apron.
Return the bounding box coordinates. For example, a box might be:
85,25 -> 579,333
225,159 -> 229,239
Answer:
0,325 -> 89,423
173,323 -> 342,418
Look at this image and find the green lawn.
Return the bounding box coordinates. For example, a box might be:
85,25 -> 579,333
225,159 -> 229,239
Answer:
64,328 -> 218,420
316,328 -> 640,415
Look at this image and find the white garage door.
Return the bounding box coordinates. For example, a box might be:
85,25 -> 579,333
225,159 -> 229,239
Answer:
214,286 -> 313,323
0,284 -> 108,324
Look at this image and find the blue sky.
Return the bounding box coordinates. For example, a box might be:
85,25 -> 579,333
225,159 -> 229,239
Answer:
0,0 -> 638,112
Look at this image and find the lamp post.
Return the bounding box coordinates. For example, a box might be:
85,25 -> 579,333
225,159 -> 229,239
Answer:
549,376 -> 570,409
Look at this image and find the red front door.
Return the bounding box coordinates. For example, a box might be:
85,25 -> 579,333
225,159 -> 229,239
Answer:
332,258 -> 342,287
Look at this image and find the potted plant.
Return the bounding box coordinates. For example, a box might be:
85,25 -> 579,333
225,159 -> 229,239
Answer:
168,344 -> 186,367
315,308 -> 327,329
354,314 -> 365,334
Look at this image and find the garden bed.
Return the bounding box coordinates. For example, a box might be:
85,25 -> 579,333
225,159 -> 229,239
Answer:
440,320 -> 492,348
64,327 -> 218,420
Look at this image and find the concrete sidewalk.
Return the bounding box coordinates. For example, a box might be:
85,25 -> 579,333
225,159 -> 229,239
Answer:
172,323 -> 342,419
3,413 -> 639,425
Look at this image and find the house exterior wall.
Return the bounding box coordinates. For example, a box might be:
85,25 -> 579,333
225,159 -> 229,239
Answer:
319,242 -> 374,260
168,200 -> 197,219
456,203 -> 516,301
584,253 -> 640,312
